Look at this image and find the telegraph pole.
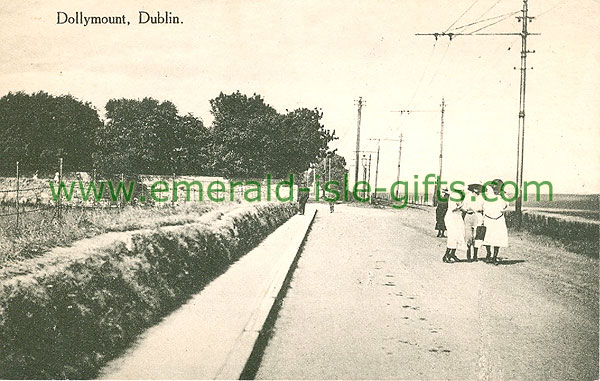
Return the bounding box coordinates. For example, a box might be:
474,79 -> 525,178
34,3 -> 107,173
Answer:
416,0 -> 537,224
391,102 -> 444,202
354,97 -> 365,185
434,98 -> 446,205
361,155 -> 368,199
367,154 -> 372,189
369,137 -> 403,198
439,98 -> 445,182
514,0 -> 532,225
374,144 -> 380,199
396,134 -> 403,198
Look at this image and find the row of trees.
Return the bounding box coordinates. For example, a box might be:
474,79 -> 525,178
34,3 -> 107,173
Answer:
0,91 -> 341,179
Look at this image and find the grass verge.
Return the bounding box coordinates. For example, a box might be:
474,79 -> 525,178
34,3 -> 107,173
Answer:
0,202 -> 297,379
0,203 -> 222,266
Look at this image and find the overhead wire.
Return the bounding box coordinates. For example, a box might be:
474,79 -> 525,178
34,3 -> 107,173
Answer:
467,11 -> 520,34
535,0 -> 569,18
444,0 -> 482,32
449,11 -> 519,32
380,40 -> 439,140
390,0 -> 488,137
471,0 -> 504,25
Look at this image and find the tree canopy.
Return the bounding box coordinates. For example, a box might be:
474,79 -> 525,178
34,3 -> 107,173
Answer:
0,91 -> 102,174
312,152 -> 349,195
0,90 -> 343,179
210,91 -> 335,179
96,97 -> 211,175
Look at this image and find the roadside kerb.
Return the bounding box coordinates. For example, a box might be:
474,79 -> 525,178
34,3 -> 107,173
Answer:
215,207 -> 318,379
99,206 -> 318,380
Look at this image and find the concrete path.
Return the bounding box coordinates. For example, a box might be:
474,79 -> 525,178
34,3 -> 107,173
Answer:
255,204 -> 599,380
98,206 -> 316,380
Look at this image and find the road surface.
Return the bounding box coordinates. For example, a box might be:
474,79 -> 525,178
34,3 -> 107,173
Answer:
255,204 -> 599,380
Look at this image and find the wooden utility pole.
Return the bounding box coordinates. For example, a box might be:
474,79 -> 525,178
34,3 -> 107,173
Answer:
374,144 -> 380,199
369,137 -> 403,198
432,98 -> 446,205
367,154 -> 372,187
438,98 -> 445,183
361,155 -> 367,199
416,0 -> 537,223
391,102 -> 443,202
354,97 -> 365,185
514,0 -> 532,225
396,134 -> 403,198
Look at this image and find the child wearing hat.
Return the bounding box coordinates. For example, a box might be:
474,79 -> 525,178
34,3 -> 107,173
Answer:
435,187 -> 449,237
443,185 -> 465,263
482,179 -> 509,264
463,182 -> 484,261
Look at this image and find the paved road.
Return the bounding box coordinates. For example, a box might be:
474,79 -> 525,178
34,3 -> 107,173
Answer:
255,204 -> 599,380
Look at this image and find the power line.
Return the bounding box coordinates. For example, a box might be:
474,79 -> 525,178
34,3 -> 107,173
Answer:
467,11 -> 520,34
424,41 -> 452,91
354,97 -> 365,184
416,0 -> 538,225
444,0 -> 482,32
535,0 -> 569,18
449,10 -> 519,32
471,0 -> 504,25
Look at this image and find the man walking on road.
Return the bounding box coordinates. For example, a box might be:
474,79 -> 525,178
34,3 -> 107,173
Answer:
298,186 -> 310,215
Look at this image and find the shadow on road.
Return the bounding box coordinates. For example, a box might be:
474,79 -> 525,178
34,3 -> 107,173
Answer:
447,259 -> 527,266
494,259 -> 527,265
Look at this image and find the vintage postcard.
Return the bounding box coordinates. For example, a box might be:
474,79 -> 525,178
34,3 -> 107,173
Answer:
0,0 -> 598,379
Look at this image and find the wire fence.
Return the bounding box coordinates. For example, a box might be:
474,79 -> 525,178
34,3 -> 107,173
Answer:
0,158 -> 298,230
0,158 -> 146,229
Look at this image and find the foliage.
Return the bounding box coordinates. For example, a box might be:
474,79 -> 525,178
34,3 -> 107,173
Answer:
312,152 -> 349,196
0,203 -> 218,268
0,90 -> 344,180
210,91 -> 335,178
504,210 -> 599,258
0,203 -> 297,379
96,98 -> 211,175
0,91 -> 102,175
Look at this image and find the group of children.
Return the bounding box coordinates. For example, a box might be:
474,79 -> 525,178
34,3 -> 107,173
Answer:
436,179 -> 509,264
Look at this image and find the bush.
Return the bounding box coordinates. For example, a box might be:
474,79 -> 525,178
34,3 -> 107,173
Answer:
0,202 -> 297,379
505,210 -> 599,258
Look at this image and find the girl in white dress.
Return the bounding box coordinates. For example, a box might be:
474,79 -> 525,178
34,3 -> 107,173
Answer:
482,179 -> 509,264
443,197 -> 465,263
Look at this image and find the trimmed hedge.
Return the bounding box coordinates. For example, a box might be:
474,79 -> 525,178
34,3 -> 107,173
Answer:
0,202 -> 297,379
505,210 -> 599,258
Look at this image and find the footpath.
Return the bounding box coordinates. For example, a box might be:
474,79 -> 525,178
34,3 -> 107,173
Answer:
98,206 -> 317,380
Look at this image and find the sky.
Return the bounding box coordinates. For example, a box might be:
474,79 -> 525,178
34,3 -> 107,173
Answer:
1,0 -> 599,194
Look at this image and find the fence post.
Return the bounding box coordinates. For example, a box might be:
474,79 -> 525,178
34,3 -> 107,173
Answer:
120,173 -> 124,209
92,167 -> 97,207
58,157 -> 63,218
172,173 -> 176,206
15,161 -> 20,229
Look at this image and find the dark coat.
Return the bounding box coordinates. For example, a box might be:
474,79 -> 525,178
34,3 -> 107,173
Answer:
435,198 -> 448,230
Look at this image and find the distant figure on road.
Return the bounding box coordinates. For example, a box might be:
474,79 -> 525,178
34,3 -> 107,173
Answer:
463,182 -> 484,262
298,187 -> 310,215
329,201 -> 335,213
482,179 -> 509,264
443,186 -> 465,263
435,188 -> 449,237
